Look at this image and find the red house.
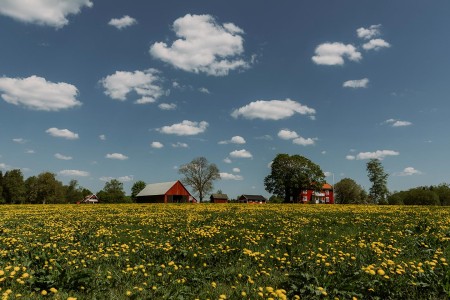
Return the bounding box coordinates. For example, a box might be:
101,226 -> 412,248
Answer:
210,194 -> 229,203
300,183 -> 334,204
136,181 -> 195,203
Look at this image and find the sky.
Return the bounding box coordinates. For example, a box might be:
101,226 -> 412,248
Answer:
1,0 -> 450,199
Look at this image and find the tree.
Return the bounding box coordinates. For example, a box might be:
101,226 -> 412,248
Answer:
0,171 -> 4,204
366,159 -> 389,204
403,188 -> 440,206
433,183 -> 450,206
2,169 -> 26,204
178,157 -> 220,202
334,178 -> 367,204
24,176 -> 39,204
264,154 -> 325,203
97,179 -> 126,203
64,179 -> 84,203
35,172 -> 65,204
131,180 -> 147,201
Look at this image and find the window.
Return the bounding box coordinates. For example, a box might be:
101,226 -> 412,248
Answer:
325,190 -> 329,195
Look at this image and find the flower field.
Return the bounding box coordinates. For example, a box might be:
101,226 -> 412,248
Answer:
1,204 -> 450,299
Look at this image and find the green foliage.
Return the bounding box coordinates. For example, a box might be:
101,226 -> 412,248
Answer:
269,195 -> 284,203
97,179 -> 126,203
264,154 -> 325,203
366,159 -> 389,204
434,183 -> 450,206
2,169 -> 26,203
403,188 -> 440,206
179,157 -> 220,202
334,178 -> 367,204
131,180 -> 147,201
64,180 -> 84,203
35,172 -> 65,204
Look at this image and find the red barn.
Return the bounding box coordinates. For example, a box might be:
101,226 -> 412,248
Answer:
136,181 -> 195,203
300,183 -> 334,204
210,194 -> 229,203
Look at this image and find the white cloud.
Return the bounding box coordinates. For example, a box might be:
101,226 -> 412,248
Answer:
100,69 -> 165,104
108,15 -> 137,29
199,87 -> 210,94
363,39 -> 391,51
99,176 -> 114,182
25,149 -> 35,154
223,157 -> 232,164
357,24 -> 381,40
346,155 -> 356,160
172,142 -> 189,148
321,151 -> 327,155
59,169 -> 89,177
106,153 -> 128,160
46,128 -> 79,140
158,103 -> 177,110
278,129 -> 298,140
0,75 -> 81,111
384,119 -> 412,127
395,167 -> 422,176
255,135 -> 273,141
219,135 -> 246,144
232,167 -> 240,173
99,134 -> 106,141
117,175 -> 134,182
343,78 -> 369,88
312,42 -> 362,65
0,163 -> 12,170
157,120 -> 208,136
355,150 -> 399,160
229,149 -> 252,159
292,137 -> 317,146
150,14 -> 249,76
0,0 -> 93,28
232,99 -> 315,120
13,138 -> 26,144
151,141 -> 164,149
55,153 -> 72,160
220,172 -> 243,180
324,171 -> 332,177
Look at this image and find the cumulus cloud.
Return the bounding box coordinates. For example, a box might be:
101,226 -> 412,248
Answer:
352,150 -> 399,160
118,175 -> 134,182
13,138 -> 26,144
199,87 -> 210,94
151,141 -> 164,149
278,129 -> 317,146
223,157 -> 232,164
384,119 -> 412,127
357,24 -> 381,39
99,134 -> 106,141
105,153 -> 128,160
108,15 -> 137,29
100,69 -> 165,104
232,99 -> 315,120
25,149 -> 35,154
312,42 -> 362,65
232,167 -> 241,173
343,78 -> 369,88
0,0 -> 93,28
172,142 -> 189,148
46,128 -> 79,140
55,153 -> 72,160
220,172 -> 243,180
229,149 -> 252,159
150,14 -> 250,76
158,103 -> 177,110
0,75 -> 81,111
157,120 -> 208,136
395,167 -> 422,176
363,39 -> 391,51
346,155 -> 356,160
59,169 -> 89,177
219,135 -> 246,144
0,163 -> 12,170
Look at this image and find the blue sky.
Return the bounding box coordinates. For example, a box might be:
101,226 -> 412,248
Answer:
1,1 -> 450,199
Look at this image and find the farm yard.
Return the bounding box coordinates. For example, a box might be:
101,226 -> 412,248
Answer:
1,204 -> 450,299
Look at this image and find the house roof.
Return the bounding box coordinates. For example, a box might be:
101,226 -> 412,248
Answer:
136,181 -> 178,197
323,183 -> 333,190
240,194 -> 267,201
210,194 -> 229,199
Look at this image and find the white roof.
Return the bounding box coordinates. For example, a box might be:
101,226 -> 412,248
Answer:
136,181 -> 178,197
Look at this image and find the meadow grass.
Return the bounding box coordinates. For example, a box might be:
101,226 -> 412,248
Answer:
1,204 -> 450,299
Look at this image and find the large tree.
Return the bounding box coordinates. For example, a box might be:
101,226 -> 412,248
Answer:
97,179 -> 126,203
366,159 -> 389,204
2,169 -> 26,204
264,154 -> 325,203
131,180 -> 147,201
178,157 -> 220,202
334,178 -> 367,204
35,172 -> 65,204
64,179 -> 84,203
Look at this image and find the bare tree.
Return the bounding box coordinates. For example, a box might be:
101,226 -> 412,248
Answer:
178,157 -> 220,202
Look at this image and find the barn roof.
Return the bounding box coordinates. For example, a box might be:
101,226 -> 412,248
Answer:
240,194 -> 267,201
210,194 -> 229,199
136,181 -> 178,197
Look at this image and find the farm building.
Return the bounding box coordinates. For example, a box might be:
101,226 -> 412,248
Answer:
136,181 -> 196,203
301,183 -> 334,204
210,194 -> 229,203
80,194 -> 99,204
238,194 -> 267,204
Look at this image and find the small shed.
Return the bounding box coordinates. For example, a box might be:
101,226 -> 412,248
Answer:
238,194 -> 267,204
81,194 -> 99,204
210,194 -> 229,203
136,181 -> 194,203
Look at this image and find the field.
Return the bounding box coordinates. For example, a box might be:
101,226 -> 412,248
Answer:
1,204 -> 450,299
